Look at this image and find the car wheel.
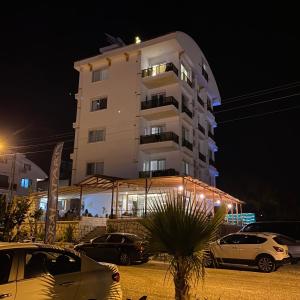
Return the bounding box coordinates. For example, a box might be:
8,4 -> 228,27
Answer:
204,252 -> 217,268
119,252 -> 131,265
257,255 -> 275,273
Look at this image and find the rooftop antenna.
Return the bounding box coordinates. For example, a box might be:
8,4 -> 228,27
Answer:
100,33 -> 126,53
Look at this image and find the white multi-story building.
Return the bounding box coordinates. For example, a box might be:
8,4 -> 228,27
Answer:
71,32 -> 220,186
0,153 -> 47,198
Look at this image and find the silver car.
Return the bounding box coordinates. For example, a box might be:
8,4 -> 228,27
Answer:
0,242 -> 122,300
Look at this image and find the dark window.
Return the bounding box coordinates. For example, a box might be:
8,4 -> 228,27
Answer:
91,98 -> 107,111
24,250 -> 81,279
220,234 -> 244,244
93,235 -> 108,243
274,235 -> 296,245
0,251 -> 13,285
239,235 -> 267,244
107,234 -> 124,243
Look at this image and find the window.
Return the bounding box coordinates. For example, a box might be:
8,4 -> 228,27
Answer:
182,161 -> 189,175
151,91 -> 166,101
91,97 -> 107,111
180,63 -> 192,82
88,129 -> 105,143
151,63 -> 167,76
143,159 -> 166,172
150,125 -> 164,135
93,235 -> 109,243
24,250 -> 81,278
86,162 -> 104,176
107,234 -> 124,243
0,251 -> 13,285
21,178 -> 32,189
220,234 -> 244,244
92,68 -> 108,82
182,126 -> 189,141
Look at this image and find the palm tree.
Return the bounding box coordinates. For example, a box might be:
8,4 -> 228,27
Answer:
140,191 -> 226,300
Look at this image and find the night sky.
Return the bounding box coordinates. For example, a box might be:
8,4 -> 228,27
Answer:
1,3 -> 299,219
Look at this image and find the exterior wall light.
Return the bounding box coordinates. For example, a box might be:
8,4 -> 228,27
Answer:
200,193 -> 205,200
135,36 -> 141,44
178,185 -> 184,192
227,203 -> 233,209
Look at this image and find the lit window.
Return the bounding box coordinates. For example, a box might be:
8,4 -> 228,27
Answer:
182,161 -> 189,175
180,63 -> 192,84
86,162 -> 104,176
143,159 -> 165,172
92,68 -> 108,82
88,129 -> 105,143
21,178 -> 32,189
91,98 -> 107,111
150,126 -> 164,135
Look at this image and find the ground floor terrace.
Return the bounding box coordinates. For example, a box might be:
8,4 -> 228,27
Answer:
31,175 -> 245,226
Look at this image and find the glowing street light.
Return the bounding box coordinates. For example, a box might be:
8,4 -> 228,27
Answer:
135,36 -> 141,44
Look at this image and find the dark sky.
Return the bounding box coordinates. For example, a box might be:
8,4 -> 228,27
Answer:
1,3 -> 299,218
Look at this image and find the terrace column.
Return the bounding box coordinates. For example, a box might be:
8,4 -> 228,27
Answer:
79,185 -> 83,218
115,182 -> 119,218
110,182 -> 115,218
235,203 -> 239,225
145,178 -> 148,216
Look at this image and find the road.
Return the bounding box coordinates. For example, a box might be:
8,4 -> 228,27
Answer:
119,261 -> 300,299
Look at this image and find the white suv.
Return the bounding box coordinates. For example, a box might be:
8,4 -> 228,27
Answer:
205,232 -> 290,272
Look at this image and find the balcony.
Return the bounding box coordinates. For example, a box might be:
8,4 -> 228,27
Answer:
207,105 -> 213,114
181,72 -> 193,88
141,62 -> 179,89
208,131 -> 214,140
140,96 -> 179,120
139,168 -> 179,178
198,123 -> 205,135
182,104 -> 193,119
199,152 -> 206,162
140,132 -> 179,153
197,96 -> 204,107
182,138 -> 193,151
209,158 -> 216,168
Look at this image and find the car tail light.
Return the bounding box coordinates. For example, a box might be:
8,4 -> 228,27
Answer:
273,246 -> 284,252
112,272 -> 120,282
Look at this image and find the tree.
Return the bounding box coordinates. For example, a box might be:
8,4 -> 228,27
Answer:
140,192 -> 225,300
0,195 -> 31,241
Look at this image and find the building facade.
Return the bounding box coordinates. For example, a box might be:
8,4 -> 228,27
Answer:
71,32 -> 220,186
0,153 -> 47,198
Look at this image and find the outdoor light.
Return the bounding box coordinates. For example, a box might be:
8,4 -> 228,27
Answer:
216,199 -> 221,204
178,185 -> 184,192
135,36 -> 141,44
227,203 -> 233,209
200,193 -> 205,199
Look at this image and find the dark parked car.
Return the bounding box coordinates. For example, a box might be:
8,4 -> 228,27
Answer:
74,233 -> 150,265
240,221 -> 300,241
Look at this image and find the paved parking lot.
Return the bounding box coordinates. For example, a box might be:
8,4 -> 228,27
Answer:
120,261 -> 300,299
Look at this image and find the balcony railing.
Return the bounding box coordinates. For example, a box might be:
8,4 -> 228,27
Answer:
140,132 -> 179,145
182,104 -> 193,118
208,131 -> 214,140
199,152 -> 206,162
198,123 -> 205,135
207,105 -> 213,114
139,168 -> 179,178
197,96 -> 204,107
209,158 -> 216,167
182,139 -> 193,151
142,62 -> 178,78
141,96 -> 179,110
181,72 -> 193,88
